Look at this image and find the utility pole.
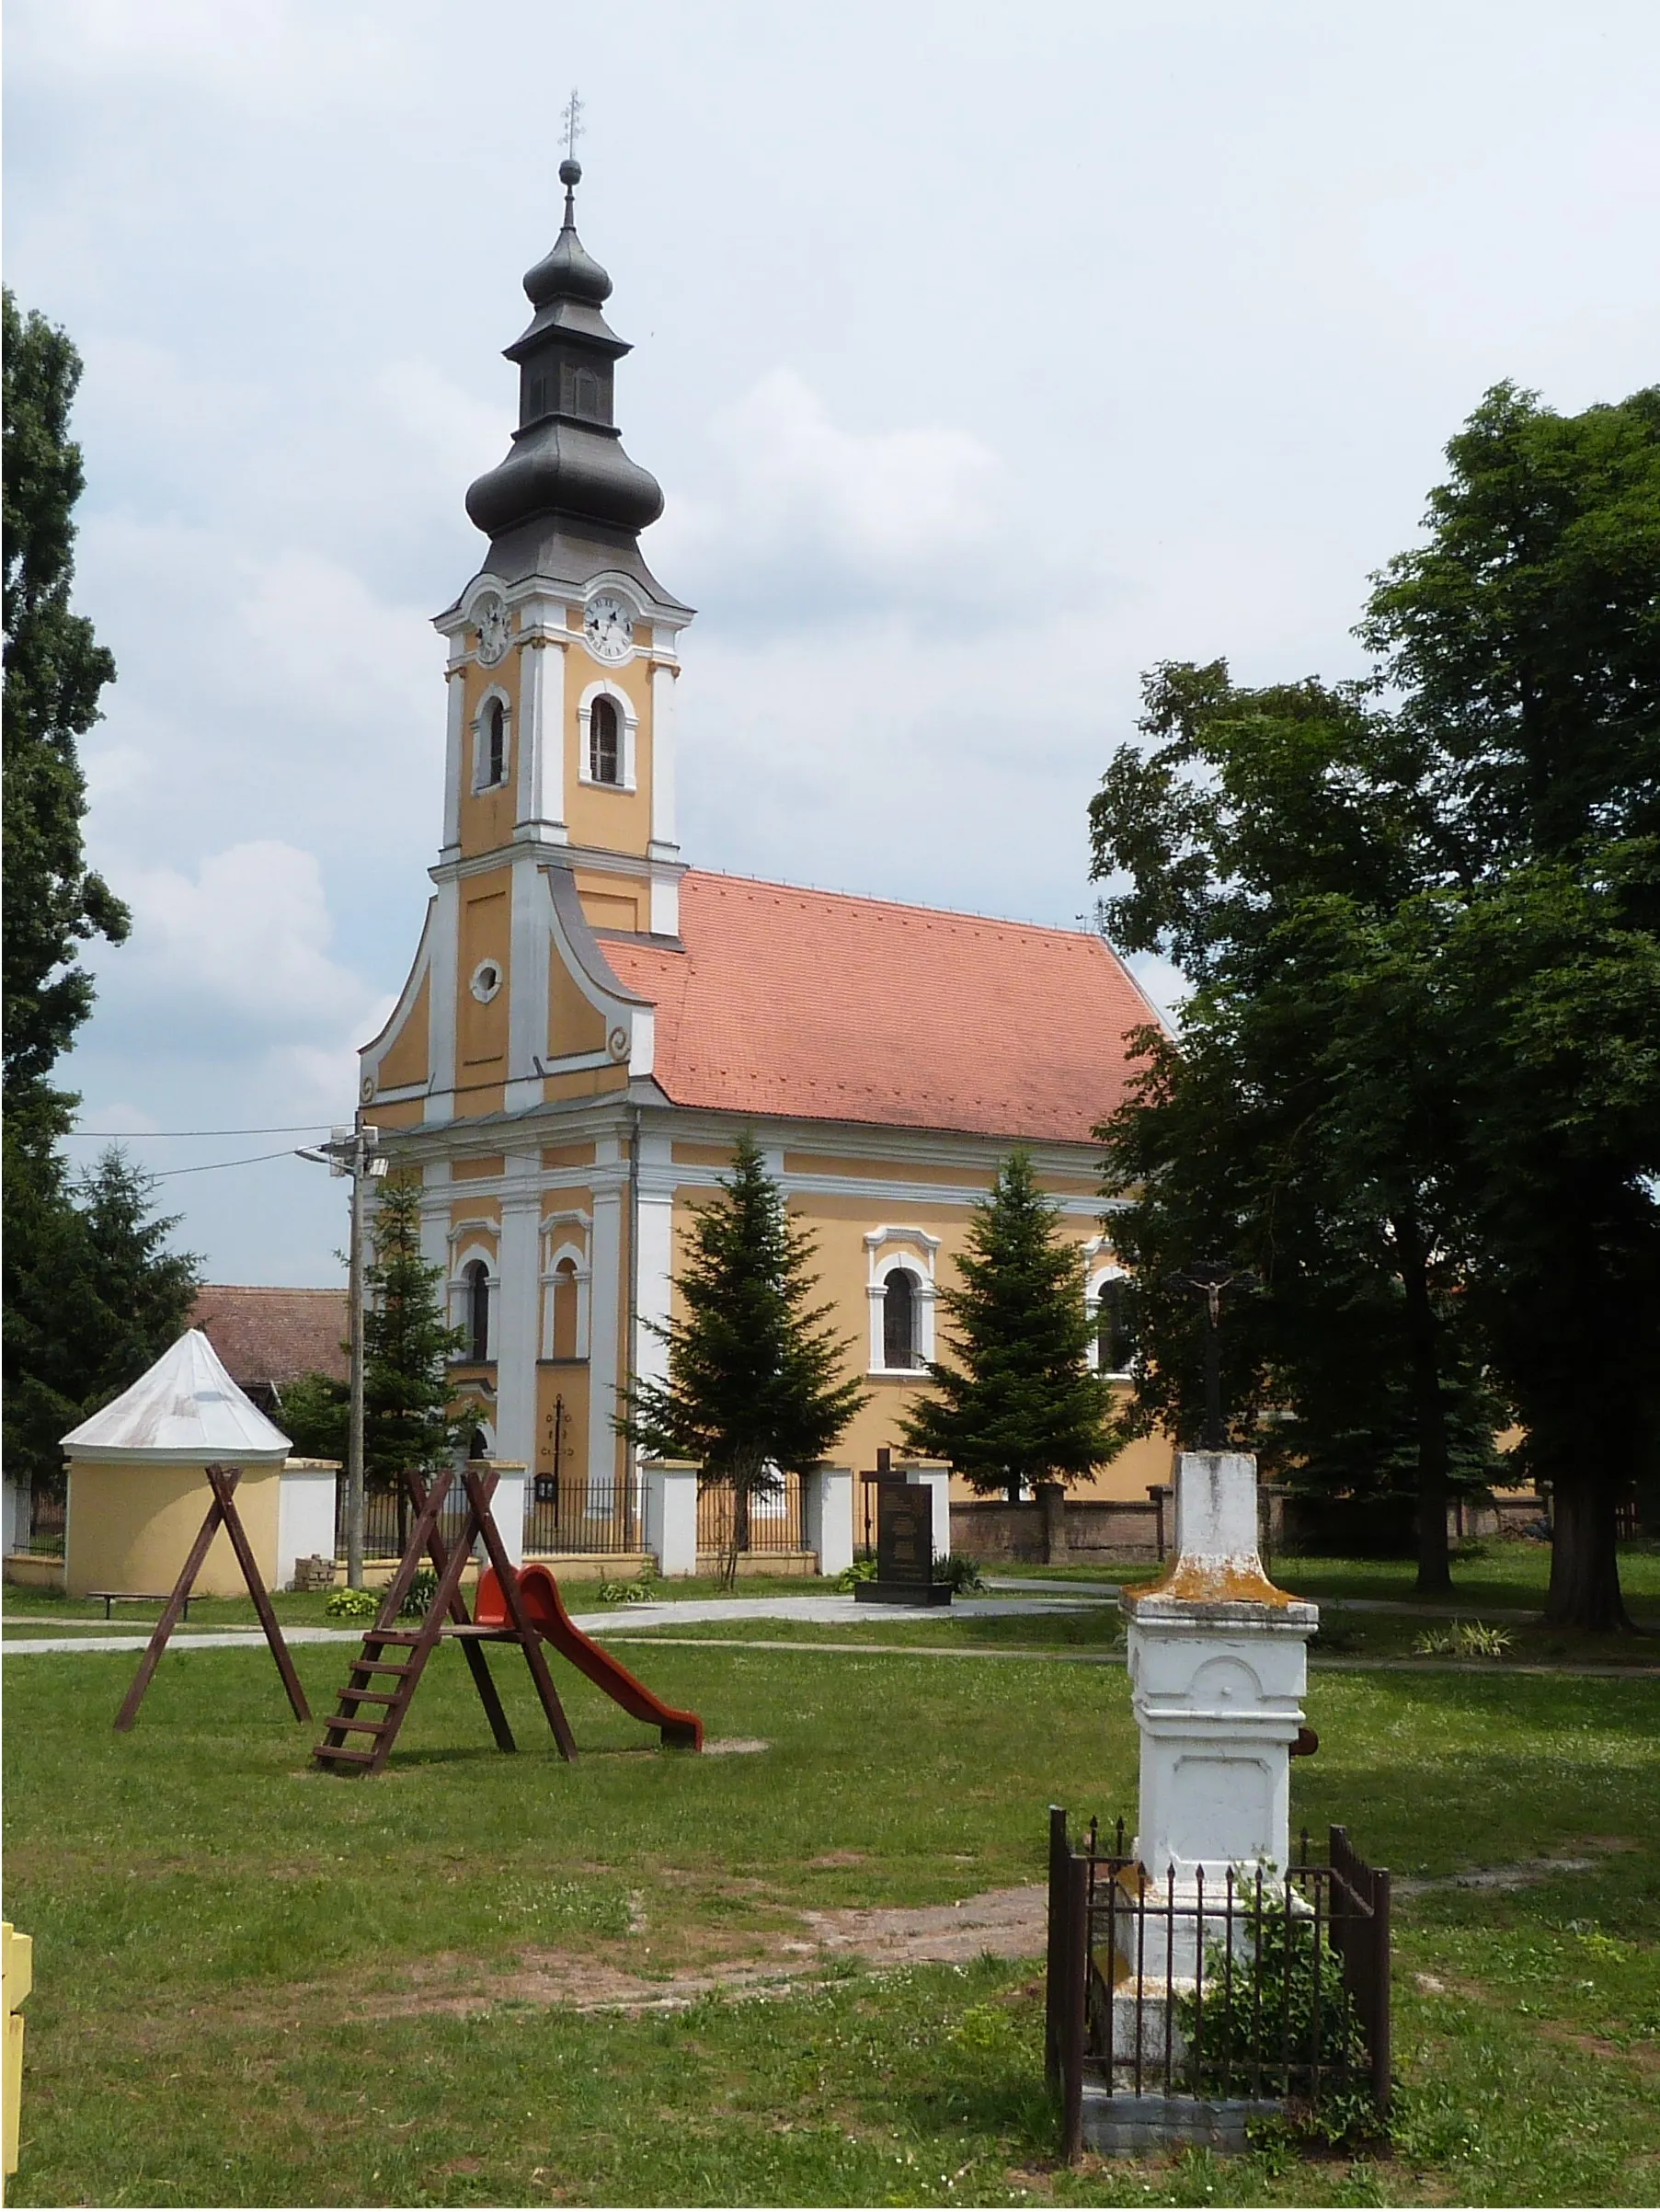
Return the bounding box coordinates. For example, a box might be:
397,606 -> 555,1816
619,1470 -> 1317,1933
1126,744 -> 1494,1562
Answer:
296,1125 -> 386,1587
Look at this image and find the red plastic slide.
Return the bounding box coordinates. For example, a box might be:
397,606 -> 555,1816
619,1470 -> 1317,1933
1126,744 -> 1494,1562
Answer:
475,1563 -> 703,1750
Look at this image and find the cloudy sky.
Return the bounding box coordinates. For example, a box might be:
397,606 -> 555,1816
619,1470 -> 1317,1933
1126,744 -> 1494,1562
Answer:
7,0 -> 1658,1284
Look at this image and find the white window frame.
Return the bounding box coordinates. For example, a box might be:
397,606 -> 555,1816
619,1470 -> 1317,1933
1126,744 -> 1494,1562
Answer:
448,1224 -> 500,1363
538,1210 -> 593,1361
472,685 -> 512,794
864,1226 -> 941,1375
1082,1237 -> 1132,1378
577,677 -> 638,793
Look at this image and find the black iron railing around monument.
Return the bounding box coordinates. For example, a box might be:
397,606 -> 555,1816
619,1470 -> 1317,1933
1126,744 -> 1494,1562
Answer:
1045,1807 -> 1391,2160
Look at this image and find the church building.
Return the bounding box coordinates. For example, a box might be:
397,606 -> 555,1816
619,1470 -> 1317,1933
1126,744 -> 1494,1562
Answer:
360,161 -> 1170,1532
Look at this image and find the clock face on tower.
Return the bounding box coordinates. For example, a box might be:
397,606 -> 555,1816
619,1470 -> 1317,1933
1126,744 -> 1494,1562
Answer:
584,594 -> 633,662
475,592 -> 510,666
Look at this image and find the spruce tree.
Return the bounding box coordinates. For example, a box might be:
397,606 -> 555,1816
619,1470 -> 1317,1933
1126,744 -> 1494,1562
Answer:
619,1132 -> 867,1587
899,1149 -> 1118,1504
362,1177 -> 468,1480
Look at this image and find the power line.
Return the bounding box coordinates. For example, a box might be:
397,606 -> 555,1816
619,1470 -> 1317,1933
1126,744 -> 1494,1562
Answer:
69,1122 -> 338,1139
148,1148 -> 314,1179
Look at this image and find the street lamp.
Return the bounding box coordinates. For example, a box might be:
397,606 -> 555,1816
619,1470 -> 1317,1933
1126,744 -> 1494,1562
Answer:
295,1125 -> 388,1587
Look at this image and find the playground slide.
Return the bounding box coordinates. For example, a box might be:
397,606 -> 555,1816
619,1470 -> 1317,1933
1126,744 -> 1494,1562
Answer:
475,1564 -> 704,1750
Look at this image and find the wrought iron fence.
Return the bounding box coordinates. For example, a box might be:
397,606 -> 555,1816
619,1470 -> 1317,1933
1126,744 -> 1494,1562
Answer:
336,1479 -> 478,1562
695,1472 -> 806,1557
1046,1807 -> 1391,2160
15,1479 -> 65,1556
524,1470 -> 637,1555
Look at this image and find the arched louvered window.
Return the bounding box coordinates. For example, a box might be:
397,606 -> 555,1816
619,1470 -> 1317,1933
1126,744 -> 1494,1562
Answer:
463,1258 -> 491,1362
484,698 -> 507,787
590,694 -> 621,785
883,1268 -> 922,1370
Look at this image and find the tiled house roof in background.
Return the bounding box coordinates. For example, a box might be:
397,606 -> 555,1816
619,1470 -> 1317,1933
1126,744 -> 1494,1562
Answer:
189,1286 -> 348,1394
604,871 -> 1162,1144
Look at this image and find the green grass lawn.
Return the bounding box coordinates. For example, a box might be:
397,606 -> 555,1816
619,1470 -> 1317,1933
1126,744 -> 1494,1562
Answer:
4,1620 -> 1657,2206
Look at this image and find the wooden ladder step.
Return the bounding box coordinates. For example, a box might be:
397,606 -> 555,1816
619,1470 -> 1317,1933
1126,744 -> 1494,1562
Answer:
313,1745 -> 377,1766
323,1714 -> 394,1734
361,1630 -> 422,1646
348,1659 -> 418,1678
335,1686 -> 401,1703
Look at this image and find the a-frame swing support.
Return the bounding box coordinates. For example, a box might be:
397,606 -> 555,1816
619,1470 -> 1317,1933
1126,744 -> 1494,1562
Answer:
114,1462 -> 312,1732
314,1464 -> 577,1775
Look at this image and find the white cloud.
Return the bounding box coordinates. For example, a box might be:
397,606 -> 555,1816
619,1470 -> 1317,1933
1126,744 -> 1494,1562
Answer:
102,841 -> 376,1034
658,371 -> 1021,624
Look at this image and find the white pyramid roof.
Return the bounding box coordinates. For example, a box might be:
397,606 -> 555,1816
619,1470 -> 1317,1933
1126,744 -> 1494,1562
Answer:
61,1328 -> 292,1464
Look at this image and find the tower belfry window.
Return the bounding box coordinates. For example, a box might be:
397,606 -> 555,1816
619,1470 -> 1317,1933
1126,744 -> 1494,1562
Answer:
484,698 -> 507,787
883,1269 -> 922,1370
590,694 -> 621,785
463,1259 -> 491,1362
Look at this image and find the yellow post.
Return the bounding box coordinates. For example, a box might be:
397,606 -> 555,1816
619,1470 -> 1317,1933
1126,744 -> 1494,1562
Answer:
2,1921 -> 31,2178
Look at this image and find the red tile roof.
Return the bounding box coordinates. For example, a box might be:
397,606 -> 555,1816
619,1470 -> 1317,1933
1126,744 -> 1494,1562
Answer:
603,871 -> 1162,1144
189,1286 -> 349,1388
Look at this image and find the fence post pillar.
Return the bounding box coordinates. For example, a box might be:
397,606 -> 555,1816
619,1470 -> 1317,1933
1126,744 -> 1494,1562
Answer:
1061,1851 -> 1089,2162
804,1466 -> 853,1577
644,1461 -> 699,1576
487,1461 -> 527,1567
1045,1805 -> 1068,2086
1036,1481 -> 1068,1564
904,1462 -> 952,1564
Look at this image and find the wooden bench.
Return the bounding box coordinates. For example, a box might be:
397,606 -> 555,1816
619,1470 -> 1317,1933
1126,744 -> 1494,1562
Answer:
86,1591 -> 195,1622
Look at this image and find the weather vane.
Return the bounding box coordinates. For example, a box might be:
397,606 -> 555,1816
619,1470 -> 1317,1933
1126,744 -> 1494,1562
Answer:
561,87 -> 585,164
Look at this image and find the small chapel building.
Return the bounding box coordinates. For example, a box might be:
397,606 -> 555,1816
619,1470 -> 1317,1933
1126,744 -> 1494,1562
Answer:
361,160 -> 1171,1530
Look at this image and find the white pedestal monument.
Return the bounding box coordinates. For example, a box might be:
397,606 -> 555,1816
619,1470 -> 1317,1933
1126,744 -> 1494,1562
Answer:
1116,1451 -> 1318,1999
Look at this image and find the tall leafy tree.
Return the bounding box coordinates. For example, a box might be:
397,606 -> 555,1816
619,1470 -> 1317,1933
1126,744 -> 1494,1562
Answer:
1090,384 -> 1660,1627
619,1132 -> 866,1587
362,1177 -> 468,1481
899,1149 -> 1117,1504
3,290 -> 127,1152
4,296 -> 200,1484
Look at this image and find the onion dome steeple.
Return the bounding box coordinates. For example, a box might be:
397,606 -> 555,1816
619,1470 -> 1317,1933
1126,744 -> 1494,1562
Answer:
464,160 -> 669,579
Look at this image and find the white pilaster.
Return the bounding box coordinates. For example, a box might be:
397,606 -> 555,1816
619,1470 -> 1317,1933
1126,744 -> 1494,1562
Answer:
276,1461 -> 339,1587
586,1152 -> 626,1486
425,876 -> 459,1123
441,666 -> 466,858
487,1461 -> 527,1568
493,1163 -> 542,1472
505,855 -> 549,1114
647,661 -> 678,858
515,637 -> 567,845
633,1129 -> 675,1407
904,1463 -> 953,1564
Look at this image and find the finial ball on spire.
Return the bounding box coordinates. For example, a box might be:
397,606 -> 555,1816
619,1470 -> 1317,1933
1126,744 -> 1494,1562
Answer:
559,157 -> 582,188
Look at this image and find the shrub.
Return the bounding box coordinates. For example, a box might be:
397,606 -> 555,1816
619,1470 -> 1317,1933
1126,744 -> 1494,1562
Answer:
399,1566 -> 440,1620
1177,1897 -> 1379,2145
933,1552 -> 986,1593
1412,1620 -> 1513,1658
325,1586 -> 379,1621
595,1572 -> 658,1605
834,1558 -> 878,1589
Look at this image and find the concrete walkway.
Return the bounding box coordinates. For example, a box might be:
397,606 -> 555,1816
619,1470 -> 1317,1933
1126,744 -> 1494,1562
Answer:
0,1588 -> 1094,1658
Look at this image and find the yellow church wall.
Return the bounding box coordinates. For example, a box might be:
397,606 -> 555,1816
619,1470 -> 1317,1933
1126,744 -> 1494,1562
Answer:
543,1142 -> 595,1170
454,877 -> 510,1114
564,651 -> 653,858
672,1140 -> 738,1168
66,1461 -> 281,1600
449,1197 -> 500,1233
376,973 -> 429,1092
534,1365 -> 590,1481
784,1152 -> 979,1186
549,946 -> 608,1060
373,1100 -> 424,1130
539,1066 -> 629,1106
574,874 -> 643,935
452,1155 -> 506,1180
457,659 -> 521,860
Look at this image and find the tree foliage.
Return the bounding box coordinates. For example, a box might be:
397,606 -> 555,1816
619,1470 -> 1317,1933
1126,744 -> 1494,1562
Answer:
362,1177 -> 468,1479
618,1132 -> 866,1586
2,1148 -> 200,1486
899,1149 -> 1118,1502
1090,384 -> 1660,1626
3,289 -> 126,1145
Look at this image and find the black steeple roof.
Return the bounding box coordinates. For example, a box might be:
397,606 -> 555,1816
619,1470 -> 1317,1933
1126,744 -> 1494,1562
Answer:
464,161 -> 679,602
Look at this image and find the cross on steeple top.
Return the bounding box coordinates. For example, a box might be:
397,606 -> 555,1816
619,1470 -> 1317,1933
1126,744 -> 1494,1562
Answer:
561,87 -> 584,164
